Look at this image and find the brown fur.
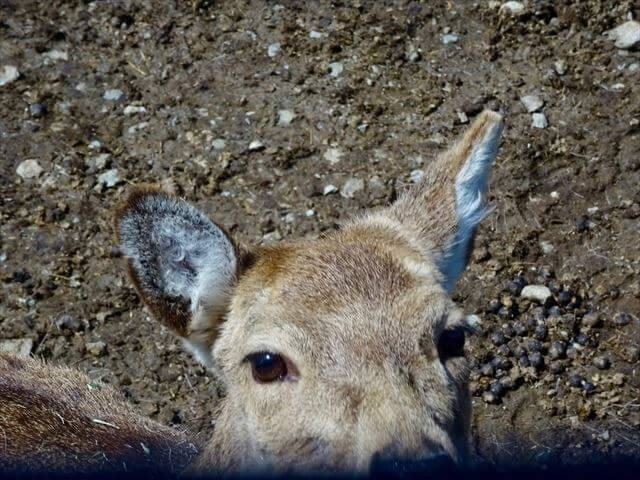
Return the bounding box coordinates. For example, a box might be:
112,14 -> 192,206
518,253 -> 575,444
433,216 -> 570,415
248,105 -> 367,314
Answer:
0,354 -> 198,473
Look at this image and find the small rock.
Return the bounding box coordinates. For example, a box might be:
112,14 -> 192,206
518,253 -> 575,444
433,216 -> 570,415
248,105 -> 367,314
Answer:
529,351 -> 543,369
127,122 -> 149,135
86,341 -> 107,357
457,111 -> 469,124
407,48 -> 421,62
55,314 -> 81,332
605,21 -> 640,50
480,363 -> 496,377
123,105 -> 147,116
581,312 -> 601,328
466,314 -> 482,330
0,338 -> 33,357
267,42 -> 281,58
324,147 -> 343,164
489,381 -> 506,398
490,331 -> 507,346
277,109 -> 296,126
582,381 -> 596,394
612,312 -> 632,326
309,31 -> 323,39
323,184 -> 338,195
16,159 -> 44,179
441,34 -> 459,45
554,60 -> 568,75
534,324 -> 548,341
612,373 -> 626,386
625,346 -> 640,362
329,62 -> 344,77
340,178 -> 365,199
593,355 -> 610,370
540,241 -> 555,254
29,103 -> 47,118
103,89 -> 125,101
500,1 -> 525,15
0,65 -> 20,86
518,355 -> 530,367
508,277 -> 528,295
86,153 -> 111,172
482,391 -> 500,404
304,209 -> 315,217
520,285 -> 552,303
97,169 -> 121,188
549,341 -> 566,360
520,95 -> 544,113
248,140 -> 265,151
211,139 -> 226,150
42,50 -> 68,61
531,112 -> 548,129
569,373 -> 584,388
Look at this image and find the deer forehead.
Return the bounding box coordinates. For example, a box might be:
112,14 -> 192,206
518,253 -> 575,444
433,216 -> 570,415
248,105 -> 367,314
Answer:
216,238 -> 451,367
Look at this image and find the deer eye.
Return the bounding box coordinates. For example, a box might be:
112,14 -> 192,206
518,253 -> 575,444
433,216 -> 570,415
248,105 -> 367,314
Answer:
438,328 -> 466,360
245,352 -> 289,383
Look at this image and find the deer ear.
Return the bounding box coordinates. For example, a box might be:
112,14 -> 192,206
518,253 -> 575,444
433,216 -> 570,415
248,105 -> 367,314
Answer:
388,111 -> 504,292
115,187 -> 241,368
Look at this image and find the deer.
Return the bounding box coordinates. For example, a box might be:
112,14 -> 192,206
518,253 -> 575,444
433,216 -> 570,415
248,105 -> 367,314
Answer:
0,111 -> 504,475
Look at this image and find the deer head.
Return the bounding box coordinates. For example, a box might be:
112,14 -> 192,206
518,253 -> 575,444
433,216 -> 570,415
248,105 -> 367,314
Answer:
116,111 -> 504,473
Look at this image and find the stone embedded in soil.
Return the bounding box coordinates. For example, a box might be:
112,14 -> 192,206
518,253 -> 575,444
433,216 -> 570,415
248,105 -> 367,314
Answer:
340,178 -> 365,198
16,159 -> 44,179
482,391 -> 500,404
554,60 -> 568,75
593,355 -> 611,370
103,89 -> 125,101
605,21 -> 640,50
323,184 -> 338,195
520,95 -> 544,113
529,351 -> 543,369
86,153 -> 110,172
441,34 -> 459,45
520,284 -> 552,303
211,139 -> 226,150
500,1 -> 525,15
29,103 -> 47,118
86,340 -> 107,357
324,147 -> 343,164
248,140 -> 265,151
532,112 -> 549,129
55,314 -> 81,332
581,312 -> 601,328
123,105 -> 147,116
0,65 -> 20,86
612,312 -> 632,326
97,168 -> 120,188
277,109 -> 295,126
0,338 -> 33,357
409,169 -> 424,183
42,50 -> 68,61
549,341 -> 566,359
328,62 -> 344,77
267,42 -> 281,58
490,331 -> 507,346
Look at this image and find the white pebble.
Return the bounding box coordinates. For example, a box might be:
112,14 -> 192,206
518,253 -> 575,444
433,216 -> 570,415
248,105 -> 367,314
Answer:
521,95 -> 544,113
42,50 -> 68,61
305,209 -> 316,217
532,112 -> 548,129
323,184 -> 338,195
88,140 -> 102,150
248,140 -> 265,151
441,34 -> 459,44
605,21 -> 640,50
540,241 -> 555,254
277,109 -> 296,126
86,153 -> 110,170
211,139 -> 226,150
329,62 -> 344,77
521,285 -> 553,303
16,159 -> 43,179
340,178 -> 365,198
127,122 -> 149,135
103,89 -> 124,101
500,1 -> 525,15
123,105 -> 147,116
309,31 -> 323,39
0,65 -> 20,87
0,338 -> 33,358
267,42 -> 281,58
554,59 -> 567,75
97,169 -> 120,188
324,147 -> 343,164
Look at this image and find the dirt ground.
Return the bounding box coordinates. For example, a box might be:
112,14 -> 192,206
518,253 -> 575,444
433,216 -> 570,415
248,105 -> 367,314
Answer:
1,0 -> 639,470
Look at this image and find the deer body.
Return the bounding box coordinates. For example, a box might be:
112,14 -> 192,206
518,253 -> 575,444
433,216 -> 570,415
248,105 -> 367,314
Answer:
0,111 -> 504,474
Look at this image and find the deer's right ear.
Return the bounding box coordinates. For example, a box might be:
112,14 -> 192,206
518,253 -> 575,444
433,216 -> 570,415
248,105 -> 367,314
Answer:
115,188 -> 244,368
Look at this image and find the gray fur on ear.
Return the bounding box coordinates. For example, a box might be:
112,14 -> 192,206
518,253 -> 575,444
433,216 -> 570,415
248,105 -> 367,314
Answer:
116,188 -> 238,367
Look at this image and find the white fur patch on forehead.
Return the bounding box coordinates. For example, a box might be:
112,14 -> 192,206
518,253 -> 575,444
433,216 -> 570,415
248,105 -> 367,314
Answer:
439,115 -> 504,293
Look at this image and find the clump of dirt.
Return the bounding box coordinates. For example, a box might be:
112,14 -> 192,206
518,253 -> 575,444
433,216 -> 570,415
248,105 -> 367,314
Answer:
1,0 -> 638,468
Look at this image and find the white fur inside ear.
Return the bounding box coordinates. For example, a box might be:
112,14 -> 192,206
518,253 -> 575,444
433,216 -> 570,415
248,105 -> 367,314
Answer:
439,121 -> 503,293
119,194 -> 237,368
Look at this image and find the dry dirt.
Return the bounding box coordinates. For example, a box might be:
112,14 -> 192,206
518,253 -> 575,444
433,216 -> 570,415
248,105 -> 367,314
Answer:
1,0 -> 639,470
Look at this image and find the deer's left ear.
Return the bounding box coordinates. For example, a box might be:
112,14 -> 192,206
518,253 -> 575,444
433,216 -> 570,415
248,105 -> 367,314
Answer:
386,111 -> 504,292
115,187 -> 245,368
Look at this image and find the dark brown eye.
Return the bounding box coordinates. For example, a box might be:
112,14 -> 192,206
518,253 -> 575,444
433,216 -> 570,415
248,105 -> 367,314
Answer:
438,328 -> 466,360
246,352 -> 288,383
